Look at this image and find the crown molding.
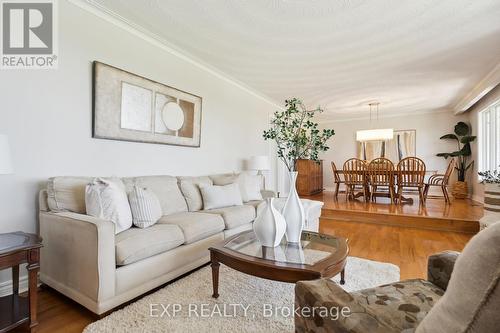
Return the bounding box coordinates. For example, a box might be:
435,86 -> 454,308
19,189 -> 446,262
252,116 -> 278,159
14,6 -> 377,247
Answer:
317,108 -> 452,123
68,0 -> 282,110
453,62 -> 500,114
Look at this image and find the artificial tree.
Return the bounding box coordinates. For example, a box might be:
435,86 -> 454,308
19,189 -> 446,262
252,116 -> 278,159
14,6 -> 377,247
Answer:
436,121 -> 476,198
263,98 -> 335,171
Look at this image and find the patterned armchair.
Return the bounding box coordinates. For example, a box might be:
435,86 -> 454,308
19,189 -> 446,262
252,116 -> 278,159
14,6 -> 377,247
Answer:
295,223 -> 500,333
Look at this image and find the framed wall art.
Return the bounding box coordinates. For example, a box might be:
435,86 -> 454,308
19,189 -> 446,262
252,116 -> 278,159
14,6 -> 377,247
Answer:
357,129 -> 416,161
92,61 -> 202,147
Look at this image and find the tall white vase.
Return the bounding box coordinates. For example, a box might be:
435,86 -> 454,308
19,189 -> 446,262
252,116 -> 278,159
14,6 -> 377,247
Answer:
283,171 -> 305,243
253,197 -> 287,247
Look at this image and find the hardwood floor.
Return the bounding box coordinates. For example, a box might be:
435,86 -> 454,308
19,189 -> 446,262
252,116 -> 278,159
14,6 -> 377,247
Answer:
16,219 -> 473,333
305,191 -> 483,233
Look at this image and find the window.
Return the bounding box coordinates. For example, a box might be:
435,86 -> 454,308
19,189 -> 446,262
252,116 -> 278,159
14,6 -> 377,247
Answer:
479,100 -> 500,172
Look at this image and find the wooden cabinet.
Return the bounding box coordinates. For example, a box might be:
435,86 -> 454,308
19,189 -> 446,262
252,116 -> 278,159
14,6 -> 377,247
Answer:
296,159 -> 323,196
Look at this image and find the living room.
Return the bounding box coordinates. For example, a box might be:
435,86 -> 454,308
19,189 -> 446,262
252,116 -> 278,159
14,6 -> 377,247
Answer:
0,1 -> 499,332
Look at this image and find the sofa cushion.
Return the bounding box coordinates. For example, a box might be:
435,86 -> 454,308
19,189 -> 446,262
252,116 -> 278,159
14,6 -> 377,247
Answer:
245,200 -> 264,215
122,176 -> 188,215
115,224 -> 184,266
204,205 -> 256,229
47,176 -> 94,213
85,178 -> 132,234
295,278 -> 443,333
128,186 -> 162,228
178,176 -> 213,211
199,183 -> 243,210
239,174 -> 263,202
209,173 -> 237,186
158,212 -> 225,244
417,222 -> 500,333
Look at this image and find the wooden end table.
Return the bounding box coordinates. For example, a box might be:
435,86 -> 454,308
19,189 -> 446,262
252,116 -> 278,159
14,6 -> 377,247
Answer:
0,232 -> 42,333
209,230 -> 348,298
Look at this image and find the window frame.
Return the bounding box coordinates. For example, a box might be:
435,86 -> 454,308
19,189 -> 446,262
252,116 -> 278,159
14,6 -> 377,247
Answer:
478,100 -> 500,173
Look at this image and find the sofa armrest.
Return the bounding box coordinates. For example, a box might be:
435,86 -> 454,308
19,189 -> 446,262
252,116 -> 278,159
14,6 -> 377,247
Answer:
427,250 -> 460,290
39,211 -> 116,303
261,190 -> 276,199
295,279 -> 395,333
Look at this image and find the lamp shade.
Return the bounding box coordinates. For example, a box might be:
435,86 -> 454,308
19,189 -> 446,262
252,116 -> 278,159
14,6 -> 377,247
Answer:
248,155 -> 270,171
0,134 -> 13,174
356,129 -> 394,142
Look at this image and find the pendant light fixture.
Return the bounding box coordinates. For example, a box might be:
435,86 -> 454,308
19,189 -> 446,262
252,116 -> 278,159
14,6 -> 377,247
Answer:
356,102 -> 394,142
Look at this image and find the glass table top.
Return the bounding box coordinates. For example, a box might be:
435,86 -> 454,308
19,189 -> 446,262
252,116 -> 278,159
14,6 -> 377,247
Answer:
224,231 -> 342,266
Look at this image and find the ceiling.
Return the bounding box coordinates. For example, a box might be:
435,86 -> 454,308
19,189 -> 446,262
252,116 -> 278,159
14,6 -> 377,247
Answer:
89,0 -> 500,120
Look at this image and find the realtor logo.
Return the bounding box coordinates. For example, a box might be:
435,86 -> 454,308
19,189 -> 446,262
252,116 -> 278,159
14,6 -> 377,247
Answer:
1,0 -> 57,69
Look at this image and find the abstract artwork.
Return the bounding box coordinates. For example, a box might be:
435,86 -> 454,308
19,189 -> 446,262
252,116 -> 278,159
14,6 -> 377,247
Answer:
358,130 -> 416,162
93,61 -> 202,147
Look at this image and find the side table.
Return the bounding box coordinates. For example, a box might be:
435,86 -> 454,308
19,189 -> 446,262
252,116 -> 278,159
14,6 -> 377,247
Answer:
0,232 -> 42,333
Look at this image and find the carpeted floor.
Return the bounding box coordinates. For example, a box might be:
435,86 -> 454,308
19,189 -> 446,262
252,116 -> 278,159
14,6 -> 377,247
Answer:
84,256 -> 400,333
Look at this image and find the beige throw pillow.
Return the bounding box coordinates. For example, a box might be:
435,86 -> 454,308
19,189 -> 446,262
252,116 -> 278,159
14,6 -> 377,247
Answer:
416,222 -> 500,333
128,186 -> 162,228
85,178 -> 132,234
200,183 -> 243,210
238,174 -> 263,202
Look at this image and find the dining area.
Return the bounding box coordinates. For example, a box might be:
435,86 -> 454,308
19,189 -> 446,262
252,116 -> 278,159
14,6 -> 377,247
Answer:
330,157 -> 455,207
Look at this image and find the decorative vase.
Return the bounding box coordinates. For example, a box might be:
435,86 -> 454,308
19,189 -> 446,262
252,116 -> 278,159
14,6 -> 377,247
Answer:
452,181 -> 468,199
282,171 -> 305,243
253,197 -> 286,247
480,183 -> 500,229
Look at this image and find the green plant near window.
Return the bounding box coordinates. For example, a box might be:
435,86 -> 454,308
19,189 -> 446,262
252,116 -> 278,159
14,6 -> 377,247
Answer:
263,98 -> 335,171
436,121 -> 476,181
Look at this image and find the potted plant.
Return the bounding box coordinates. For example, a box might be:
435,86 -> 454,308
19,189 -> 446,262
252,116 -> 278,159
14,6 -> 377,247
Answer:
263,98 -> 334,242
478,166 -> 500,229
436,122 -> 476,199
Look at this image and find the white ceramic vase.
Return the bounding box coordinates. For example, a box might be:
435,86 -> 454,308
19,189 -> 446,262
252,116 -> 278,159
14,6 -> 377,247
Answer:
282,171 -> 305,243
253,197 -> 287,247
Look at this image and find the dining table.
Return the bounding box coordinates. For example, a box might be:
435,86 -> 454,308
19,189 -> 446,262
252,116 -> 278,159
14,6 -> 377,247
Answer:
336,170 -> 438,204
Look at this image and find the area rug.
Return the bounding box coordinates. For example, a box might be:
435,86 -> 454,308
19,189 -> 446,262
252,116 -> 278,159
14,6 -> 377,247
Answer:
84,256 -> 399,333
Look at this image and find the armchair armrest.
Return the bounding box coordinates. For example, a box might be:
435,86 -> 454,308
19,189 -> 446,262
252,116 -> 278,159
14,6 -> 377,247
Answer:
295,279 -> 395,333
260,190 -> 276,199
39,211 -> 116,305
427,250 -> 460,290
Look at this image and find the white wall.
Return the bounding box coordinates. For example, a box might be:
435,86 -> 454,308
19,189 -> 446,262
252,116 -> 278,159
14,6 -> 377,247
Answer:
319,111 -> 469,190
0,1 -> 277,286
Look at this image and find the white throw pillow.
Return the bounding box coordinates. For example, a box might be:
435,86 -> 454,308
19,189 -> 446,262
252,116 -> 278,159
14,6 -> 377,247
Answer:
128,186 -> 162,228
85,178 -> 132,234
200,183 -> 243,210
238,174 -> 263,202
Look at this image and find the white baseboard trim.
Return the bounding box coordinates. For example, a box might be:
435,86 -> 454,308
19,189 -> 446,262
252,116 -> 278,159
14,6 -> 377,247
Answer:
0,276 -> 29,297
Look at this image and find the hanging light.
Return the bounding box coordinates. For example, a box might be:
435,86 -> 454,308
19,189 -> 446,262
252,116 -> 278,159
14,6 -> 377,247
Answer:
356,103 -> 394,142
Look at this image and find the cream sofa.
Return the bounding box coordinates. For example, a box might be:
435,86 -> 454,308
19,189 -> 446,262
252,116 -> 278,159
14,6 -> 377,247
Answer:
38,174 -> 273,315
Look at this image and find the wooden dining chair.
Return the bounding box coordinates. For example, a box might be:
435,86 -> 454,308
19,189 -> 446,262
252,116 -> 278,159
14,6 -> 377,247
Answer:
396,157 -> 426,205
343,158 -> 368,202
423,159 -> 455,203
367,158 -> 396,203
331,162 -> 345,200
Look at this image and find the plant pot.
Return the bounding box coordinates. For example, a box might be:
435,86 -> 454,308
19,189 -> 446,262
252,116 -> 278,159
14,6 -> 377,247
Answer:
452,181 -> 468,199
253,197 -> 286,247
282,171 -> 305,243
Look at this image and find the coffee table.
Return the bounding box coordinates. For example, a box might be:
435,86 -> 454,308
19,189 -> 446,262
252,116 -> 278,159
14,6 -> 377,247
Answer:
208,230 -> 349,298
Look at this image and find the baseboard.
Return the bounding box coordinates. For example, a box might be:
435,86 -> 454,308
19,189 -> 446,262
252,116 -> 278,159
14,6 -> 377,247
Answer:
472,194 -> 484,204
0,276 -> 29,297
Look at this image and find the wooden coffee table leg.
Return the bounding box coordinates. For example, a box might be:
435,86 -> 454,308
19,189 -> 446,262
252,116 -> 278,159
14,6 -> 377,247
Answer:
340,269 -> 345,285
210,253 -> 220,298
